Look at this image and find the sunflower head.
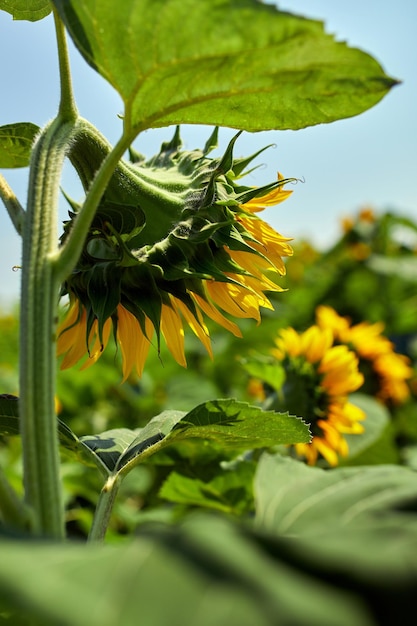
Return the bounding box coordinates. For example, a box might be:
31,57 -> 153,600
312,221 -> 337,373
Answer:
58,128 -> 295,380
261,324 -> 366,466
316,305 -> 414,405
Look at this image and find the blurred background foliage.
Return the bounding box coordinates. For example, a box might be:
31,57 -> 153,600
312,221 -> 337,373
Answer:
1,206 -> 416,540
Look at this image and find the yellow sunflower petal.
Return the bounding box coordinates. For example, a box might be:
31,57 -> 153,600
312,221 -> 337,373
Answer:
173,296 -> 213,359
116,306 -> 153,381
160,301 -> 186,367
192,292 -> 243,338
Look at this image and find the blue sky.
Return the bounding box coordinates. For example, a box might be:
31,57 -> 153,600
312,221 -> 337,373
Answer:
1,0 -> 416,308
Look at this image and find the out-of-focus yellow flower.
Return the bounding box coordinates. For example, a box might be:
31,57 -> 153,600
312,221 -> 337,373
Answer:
271,325 -> 365,467
58,130 -> 294,380
316,305 -> 413,404
358,206 -> 376,223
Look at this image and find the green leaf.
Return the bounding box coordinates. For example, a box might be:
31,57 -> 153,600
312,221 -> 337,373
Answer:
80,428 -> 140,473
113,409 -> 186,473
0,515 -> 373,626
0,123 -> 39,168
159,460 -> 256,514
52,0 -> 398,133
0,0 -> 51,21
255,453 -> 417,534
0,394 -> 19,434
240,358 -> 285,393
112,399 -> 309,476
166,399 -> 309,450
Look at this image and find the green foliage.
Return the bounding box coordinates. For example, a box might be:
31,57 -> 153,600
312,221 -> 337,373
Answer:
0,514 -> 376,626
52,0 -> 398,134
0,0 -> 50,21
0,123 -> 40,168
255,453 -> 417,533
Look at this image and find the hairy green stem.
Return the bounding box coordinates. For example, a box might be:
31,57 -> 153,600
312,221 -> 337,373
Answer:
17,8 -> 79,538
0,174 -> 25,235
53,7 -> 77,121
20,118 -> 75,538
88,474 -> 122,543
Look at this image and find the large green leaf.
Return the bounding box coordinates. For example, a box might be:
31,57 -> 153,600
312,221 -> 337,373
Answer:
0,123 -> 39,168
96,400 -> 308,476
253,454 -> 417,623
0,515 -> 372,626
0,0 -> 50,21
52,0 -> 398,133
167,399 -> 309,449
254,454 -> 417,534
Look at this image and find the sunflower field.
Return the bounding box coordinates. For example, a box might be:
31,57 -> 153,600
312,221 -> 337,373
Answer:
0,1 -> 416,625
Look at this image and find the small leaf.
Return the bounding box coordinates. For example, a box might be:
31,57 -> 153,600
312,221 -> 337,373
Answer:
159,461 -> 256,514
52,0 -> 398,133
255,454 -> 417,535
0,0 -> 51,21
0,123 -> 39,167
240,358 -> 285,393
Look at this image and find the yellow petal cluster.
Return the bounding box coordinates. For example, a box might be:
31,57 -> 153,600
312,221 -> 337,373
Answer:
316,305 -> 413,404
272,325 -> 365,467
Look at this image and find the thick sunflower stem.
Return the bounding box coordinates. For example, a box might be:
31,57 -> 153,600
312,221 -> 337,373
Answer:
88,474 -> 122,543
20,117 -> 75,538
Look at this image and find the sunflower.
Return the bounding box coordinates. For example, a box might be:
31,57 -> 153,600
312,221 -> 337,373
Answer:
270,325 -> 365,466
316,305 -> 413,404
57,128 -> 294,380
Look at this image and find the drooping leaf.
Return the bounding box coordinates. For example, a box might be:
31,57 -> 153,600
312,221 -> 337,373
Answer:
0,394 -> 19,434
0,0 -> 50,21
0,123 -> 39,168
52,0 -> 398,133
0,396 -> 110,475
255,453 -> 417,535
0,515 -> 373,626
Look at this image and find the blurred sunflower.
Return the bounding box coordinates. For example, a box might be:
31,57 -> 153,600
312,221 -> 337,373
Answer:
57,127 -> 294,380
316,305 -> 413,404
270,325 -> 365,466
